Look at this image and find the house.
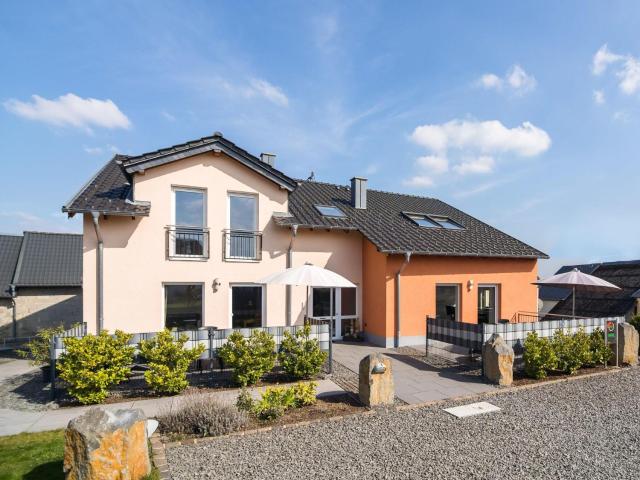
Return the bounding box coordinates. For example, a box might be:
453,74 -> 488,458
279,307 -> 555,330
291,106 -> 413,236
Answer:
547,260 -> 640,321
537,263 -> 600,315
0,231 -> 82,338
62,132 -> 547,347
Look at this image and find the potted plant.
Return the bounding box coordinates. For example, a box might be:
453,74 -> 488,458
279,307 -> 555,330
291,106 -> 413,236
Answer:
18,324 -> 67,382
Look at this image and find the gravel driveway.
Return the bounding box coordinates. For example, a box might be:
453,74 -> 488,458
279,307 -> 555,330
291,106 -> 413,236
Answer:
167,368 -> 640,480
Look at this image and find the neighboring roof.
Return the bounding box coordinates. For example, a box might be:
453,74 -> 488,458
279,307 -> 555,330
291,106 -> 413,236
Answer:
548,260 -> 640,318
13,232 -> 82,287
0,235 -> 23,298
538,263 -> 600,301
63,133 -> 297,216
276,180 -> 548,259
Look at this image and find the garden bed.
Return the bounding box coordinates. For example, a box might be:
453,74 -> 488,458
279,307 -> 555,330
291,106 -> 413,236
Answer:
511,364 -> 614,387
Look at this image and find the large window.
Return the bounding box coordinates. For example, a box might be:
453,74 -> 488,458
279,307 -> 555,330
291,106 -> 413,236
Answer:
436,284 -> 459,321
231,285 -> 263,328
165,284 -> 203,330
227,194 -> 259,260
171,188 -> 207,258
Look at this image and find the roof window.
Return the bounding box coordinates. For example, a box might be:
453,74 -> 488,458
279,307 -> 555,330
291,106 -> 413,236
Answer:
405,213 -> 463,230
315,205 -> 347,218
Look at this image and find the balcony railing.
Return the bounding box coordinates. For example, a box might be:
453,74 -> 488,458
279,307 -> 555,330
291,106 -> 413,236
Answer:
223,229 -> 262,261
166,226 -> 209,260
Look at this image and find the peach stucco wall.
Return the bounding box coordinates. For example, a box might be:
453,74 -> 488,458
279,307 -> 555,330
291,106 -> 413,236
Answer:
361,239 -> 539,346
82,151 -> 363,334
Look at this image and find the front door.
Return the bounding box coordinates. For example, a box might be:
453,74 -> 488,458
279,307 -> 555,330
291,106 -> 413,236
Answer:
478,285 -> 498,324
231,285 -> 263,328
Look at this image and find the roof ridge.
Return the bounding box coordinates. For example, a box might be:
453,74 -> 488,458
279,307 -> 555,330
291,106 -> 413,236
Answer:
23,231 -> 82,236
294,179 -> 436,200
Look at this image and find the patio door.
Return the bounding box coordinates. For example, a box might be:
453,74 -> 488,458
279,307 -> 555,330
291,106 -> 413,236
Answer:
478,285 -> 498,324
231,285 -> 263,328
311,287 -> 357,340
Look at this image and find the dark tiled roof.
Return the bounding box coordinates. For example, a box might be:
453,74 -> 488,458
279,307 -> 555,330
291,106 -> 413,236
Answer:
13,232 -> 82,287
0,235 -> 23,298
63,155 -> 151,216
278,180 -> 547,258
549,260 -> 640,318
538,263 -> 600,301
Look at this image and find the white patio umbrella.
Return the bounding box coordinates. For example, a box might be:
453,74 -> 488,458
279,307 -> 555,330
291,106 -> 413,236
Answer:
533,268 -> 621,317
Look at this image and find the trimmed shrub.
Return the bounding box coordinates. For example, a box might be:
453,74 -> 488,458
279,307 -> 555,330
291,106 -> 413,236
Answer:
290,381 -> 318,407
219,330 -> 276,386
278,325 -> 328,379
523,332 -> 557,379
58,330 -> 135,404
552,329 -> 583,374
158,393 -> 248,437
18,324 -> 67,366
139,330 -> 205,395
589,328 -> 613,366
252,386 -> 296,420
235,388 -> 254,413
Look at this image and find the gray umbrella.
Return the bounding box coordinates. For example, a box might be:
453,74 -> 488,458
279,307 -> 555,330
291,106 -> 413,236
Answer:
533,267 -> 621,317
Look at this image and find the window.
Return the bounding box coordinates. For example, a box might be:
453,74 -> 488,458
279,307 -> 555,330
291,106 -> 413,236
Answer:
171,188 -> 207,258
315,205 -> 346,218
165,284 -> 203,330
231,285 -> 263,328
312,288 -> 335,317
431,216 -> 463,230
341,287 -> 357,316
227,194 -> 260,260
405,212 -> 464,230
406,214 -> 440,228
175,189 -> 205,227
436,284 -> 459,321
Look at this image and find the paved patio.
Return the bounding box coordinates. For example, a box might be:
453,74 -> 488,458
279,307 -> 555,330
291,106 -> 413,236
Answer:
332,342 -> 495,404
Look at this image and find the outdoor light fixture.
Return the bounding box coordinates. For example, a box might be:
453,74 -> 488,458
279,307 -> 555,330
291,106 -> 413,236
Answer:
467,279 -> 474,291
212,278 -> 221,293
372,362 -> 386,374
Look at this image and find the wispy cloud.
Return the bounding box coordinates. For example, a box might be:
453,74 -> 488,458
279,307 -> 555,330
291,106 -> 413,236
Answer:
210,76 -> 289,107
453,177 -> 515,198
452,155 -> 495,175
161,110 -> 176,121
83,144 -> 119,155
592,44 -> 640,95
4,93 -> 131,131
313,14 -> 339,52
476,64 -> 537,95
403,175 -> 435,188
593,90 -> 605,105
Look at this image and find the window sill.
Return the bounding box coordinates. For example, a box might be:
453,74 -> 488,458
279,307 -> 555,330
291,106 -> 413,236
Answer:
168,256 -> 209,262
224,257 -> 261,263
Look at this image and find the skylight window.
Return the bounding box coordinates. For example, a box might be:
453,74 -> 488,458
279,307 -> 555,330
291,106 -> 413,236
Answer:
405,213 -> 464,230
315,205 -> 346,218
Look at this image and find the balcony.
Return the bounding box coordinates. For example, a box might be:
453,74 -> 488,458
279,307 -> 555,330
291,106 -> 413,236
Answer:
223,229 -> 262,261
166,226 -> 209,260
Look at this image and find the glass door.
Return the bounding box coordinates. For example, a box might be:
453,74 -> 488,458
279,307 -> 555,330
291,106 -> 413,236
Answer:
231,285 -> 263,328
311,287 -> 358,339
478,285 -> 498,324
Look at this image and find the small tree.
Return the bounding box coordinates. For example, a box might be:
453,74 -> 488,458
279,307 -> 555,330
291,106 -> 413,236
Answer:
219,330 -> 276,386
523,332 -> 557,379
278,325 -> 328,379
139,330 -> 205,394
58,330 -> 134,404
18,324 -> 67,366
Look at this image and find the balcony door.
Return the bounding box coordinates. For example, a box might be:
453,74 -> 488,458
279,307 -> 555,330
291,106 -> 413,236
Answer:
171,187 -> 207,258
227,193 -> 258,260
231,284 -> 263,328
311,287 -> 358,339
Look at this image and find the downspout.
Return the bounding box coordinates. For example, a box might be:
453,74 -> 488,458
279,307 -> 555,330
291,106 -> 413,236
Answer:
91,212 -> 104,333
395,251 -> 412,348
286,224 -> 299,326
9,284 -> 16,339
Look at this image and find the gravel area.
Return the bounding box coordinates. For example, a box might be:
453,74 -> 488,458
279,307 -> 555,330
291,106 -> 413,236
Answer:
0,369 -> 58,411
167,367 -> 640,480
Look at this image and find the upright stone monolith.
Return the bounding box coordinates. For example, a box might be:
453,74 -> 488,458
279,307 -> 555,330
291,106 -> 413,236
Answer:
482,334 -> 514,386
618,322 -> 639,366
359,353 -> 394,407
64,407 -> 151,480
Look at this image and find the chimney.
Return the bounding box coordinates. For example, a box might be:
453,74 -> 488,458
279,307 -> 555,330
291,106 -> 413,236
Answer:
351,177 -> 368,209
260,152 -> 276,167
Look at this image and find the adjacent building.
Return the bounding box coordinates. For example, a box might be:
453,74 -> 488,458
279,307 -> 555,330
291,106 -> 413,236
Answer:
63,132 -> 547,347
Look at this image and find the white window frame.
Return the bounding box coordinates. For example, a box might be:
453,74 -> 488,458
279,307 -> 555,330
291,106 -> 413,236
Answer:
309,286 -> 359,339
228,283 -> 266,329
435,283 -> 461,322
226,192 -> 260,262
162,282 -> 205,331
169,186 -> 208,260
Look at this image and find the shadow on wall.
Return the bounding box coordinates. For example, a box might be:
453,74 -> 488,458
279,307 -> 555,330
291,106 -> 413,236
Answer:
0,293 -> 82,338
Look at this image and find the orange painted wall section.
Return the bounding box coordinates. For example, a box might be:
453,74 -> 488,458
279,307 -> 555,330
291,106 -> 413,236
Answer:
362,239 -> 391,339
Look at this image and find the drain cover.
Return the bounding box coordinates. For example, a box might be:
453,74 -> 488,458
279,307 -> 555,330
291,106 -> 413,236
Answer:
444,401 -> 501,418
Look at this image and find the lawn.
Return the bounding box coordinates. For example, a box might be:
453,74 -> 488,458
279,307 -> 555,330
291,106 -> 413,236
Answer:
0,430 -> 64,480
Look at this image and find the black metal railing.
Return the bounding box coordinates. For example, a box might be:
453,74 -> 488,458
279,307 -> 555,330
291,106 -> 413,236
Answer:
166,226 -> 209,259
510,311 -> 589,323
223,230 -> 262,261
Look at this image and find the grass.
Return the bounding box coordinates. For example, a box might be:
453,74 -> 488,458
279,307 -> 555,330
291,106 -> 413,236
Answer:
0,430 -> 65,480
0,429 -> 160,480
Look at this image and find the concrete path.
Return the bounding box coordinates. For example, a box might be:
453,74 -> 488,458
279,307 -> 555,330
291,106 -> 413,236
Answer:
0,359 -> 343,436
332,342 -> 494,404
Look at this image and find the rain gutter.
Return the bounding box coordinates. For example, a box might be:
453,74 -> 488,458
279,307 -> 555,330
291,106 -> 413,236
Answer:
286,224 -> 299,326
91,212 -> 104,333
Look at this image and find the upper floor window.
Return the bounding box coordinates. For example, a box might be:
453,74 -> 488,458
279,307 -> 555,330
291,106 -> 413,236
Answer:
315,205 -> 346,218
168,187 -> 208,259
405,212 -> 464,230
226,193 -> 261,261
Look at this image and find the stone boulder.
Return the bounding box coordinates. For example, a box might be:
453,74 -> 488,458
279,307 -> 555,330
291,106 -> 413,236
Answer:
482,334 -> 514,386
618,322 -> 639,366
359,353 -> 394,407
64,407 -> 151,480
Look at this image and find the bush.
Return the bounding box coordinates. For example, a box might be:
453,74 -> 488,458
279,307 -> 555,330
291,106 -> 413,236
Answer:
58,330 -> 134,404
18,324 -> 67,366
219,330 -> 276,386
158,393 -> 248,437
251,386 -> 296,420
278,325 -> 328,379
589,328 -> 613,366
236,388 -> 254,412
523,332 -> 557,379
552,329 -> 584,374
291,381 -> 318,407
139,330 -> 205,394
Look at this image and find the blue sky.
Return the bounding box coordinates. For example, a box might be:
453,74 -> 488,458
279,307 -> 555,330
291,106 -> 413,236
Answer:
1,1 -> 639,276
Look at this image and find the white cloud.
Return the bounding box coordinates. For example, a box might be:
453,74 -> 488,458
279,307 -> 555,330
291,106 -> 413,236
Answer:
403,175 -> 434,188
613,110 -> 631,122
477,65 -> 536,95
618,56 -> 640,95
161,110 -> 176,121
592,44 -> 624,75
83,144 -> 119,155
416,155 -> 448,174
593,90 -> 605,105
452,155 -> 495,175
4,93 -> 131,131
248,78 -> 289,107
411,119 -> 551,157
